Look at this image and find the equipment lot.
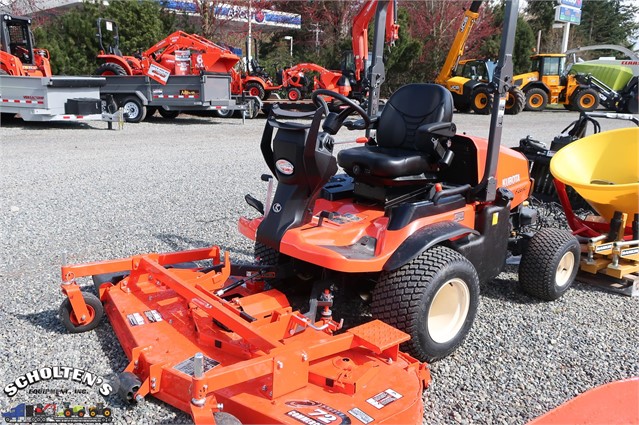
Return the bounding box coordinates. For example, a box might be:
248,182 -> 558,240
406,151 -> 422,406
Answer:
1,109 -> 637,424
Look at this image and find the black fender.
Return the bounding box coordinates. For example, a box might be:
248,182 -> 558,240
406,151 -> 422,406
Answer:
523,82 -> 549,94
383,221 -> 478,271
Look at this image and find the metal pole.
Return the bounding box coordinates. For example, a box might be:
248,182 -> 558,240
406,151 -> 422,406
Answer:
561,22 -> 570,53
247,0 -> 252,65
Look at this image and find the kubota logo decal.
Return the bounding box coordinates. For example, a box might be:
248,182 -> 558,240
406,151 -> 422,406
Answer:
276,159 -> 295,175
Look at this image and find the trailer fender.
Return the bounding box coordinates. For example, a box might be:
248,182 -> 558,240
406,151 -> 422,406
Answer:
383,221 -> 478,271
115,91 -> 148,105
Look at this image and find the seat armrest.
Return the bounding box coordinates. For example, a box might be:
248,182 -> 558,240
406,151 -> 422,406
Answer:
417,121 -> 456,139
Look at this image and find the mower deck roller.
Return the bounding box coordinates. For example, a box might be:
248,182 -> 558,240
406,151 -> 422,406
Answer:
550,127 -> 639,222
59,247 -> 429,424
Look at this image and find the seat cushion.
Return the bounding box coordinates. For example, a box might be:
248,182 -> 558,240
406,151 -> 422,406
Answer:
337,146 -> 431,178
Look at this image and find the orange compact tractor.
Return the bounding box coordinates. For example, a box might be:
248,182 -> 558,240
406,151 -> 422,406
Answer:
280,63 -> 350,101
94,18 -> 239,84
58,1 -> 577,423
0,14 -> 51,77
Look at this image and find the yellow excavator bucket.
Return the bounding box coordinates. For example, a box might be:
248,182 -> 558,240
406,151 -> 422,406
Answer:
550,127 -> 639,221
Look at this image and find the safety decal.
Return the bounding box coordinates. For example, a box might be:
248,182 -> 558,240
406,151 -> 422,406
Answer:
348,407 -> 373,424
285,400 -> 351,424
173,355 -> 220,376
595,243 -> 613,253
126,313 -> 145,326
366,388 -> 403,409
144,310 -> 162,322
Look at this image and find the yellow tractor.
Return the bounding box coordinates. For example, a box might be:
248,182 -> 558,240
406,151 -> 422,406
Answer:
514,53 -> 599,112
434,1 -> 525,115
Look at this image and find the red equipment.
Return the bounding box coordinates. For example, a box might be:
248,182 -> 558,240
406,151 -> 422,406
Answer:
281,63 -> 350,101
94,19 -> 239,85
0,14 -> 51,77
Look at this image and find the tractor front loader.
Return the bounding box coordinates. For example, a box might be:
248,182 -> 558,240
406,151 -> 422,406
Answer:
0,14 -> 51,77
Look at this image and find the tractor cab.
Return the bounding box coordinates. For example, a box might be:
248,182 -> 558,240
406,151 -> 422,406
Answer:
531,53 -> 569,86
0,14 -> 51,76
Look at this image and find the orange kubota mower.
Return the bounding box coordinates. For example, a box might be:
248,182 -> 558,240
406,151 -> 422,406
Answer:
57,2 -> 577,423
0,14 -> 51,77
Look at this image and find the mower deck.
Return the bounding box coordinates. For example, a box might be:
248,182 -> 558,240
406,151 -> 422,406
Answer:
60,247 -> 429,424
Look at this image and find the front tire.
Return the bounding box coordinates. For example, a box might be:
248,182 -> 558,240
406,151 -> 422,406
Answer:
245,82 -> 265,100
525,88 -> 548,111
94,62 -> 127,76
59,292 -> 104,333
371,246 -> 479,362
572,88 -> 599,112
519,228 -> 580,300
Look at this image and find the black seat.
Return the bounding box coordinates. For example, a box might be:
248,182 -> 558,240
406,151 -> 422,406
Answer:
337,83 -> 456,186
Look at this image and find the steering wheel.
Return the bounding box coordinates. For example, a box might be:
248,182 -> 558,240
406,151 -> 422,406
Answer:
311,89 -> 371,131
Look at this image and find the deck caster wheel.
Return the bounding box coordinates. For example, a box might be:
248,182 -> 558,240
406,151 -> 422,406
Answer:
93,271 -> 130,295
118,372 -> 142,404
372,245 -> 479,362
213,412 -> 242,425
519,228 -> 580,300
59,292 -> 103,333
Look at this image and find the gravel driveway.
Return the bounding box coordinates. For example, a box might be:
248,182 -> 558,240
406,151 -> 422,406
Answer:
1,108 -> 637,425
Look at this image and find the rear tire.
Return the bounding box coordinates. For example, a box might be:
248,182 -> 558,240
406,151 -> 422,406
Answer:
505,87 -> 525,115
519,228 -> 580,300
120,96 -> 146,123
572,88 -> 599,112
255,242 -> 279,265
371,246 -> 479,362
215,108 -> 235,118
94,62 -> 127,76
470,86 -> 492,114
524,88 -> 548,111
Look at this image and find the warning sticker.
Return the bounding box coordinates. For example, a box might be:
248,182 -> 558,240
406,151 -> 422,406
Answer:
285,401 -> 350,424
173,355 -> 220,376
147,63 -> 171,85
366,389 -> 403,409
348,407 -> 373,424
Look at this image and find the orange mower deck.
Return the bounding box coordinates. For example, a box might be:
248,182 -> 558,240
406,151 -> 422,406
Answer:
59,247 -> 429,424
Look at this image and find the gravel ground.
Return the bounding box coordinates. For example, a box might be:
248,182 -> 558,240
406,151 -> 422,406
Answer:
1,109 -> 637,425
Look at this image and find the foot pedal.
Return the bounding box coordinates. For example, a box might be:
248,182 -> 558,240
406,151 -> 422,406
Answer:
348,320 -> 410,353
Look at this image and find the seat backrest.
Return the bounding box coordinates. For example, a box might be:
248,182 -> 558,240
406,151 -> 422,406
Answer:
377,83 -> 453,150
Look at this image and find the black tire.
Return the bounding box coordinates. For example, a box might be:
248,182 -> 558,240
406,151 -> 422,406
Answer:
102,408 -> 112,417
623,83 -> 638,114
525,88 -> 548,111
255,241 -> 279,265
245,82 -> 265,100
287,87 -> 302,101
120,96 -> 146,123
213,412 -> 242,425
470,86 -> 493,114
118,372 -> 142,404
454,101 -> 471,113
563,103 -> 576,111
505,87 -> 525,115
215,108 -> 235,118
59,292 -> 104,333
157,107 -> 180,119
89,409 -> 97,417
93,271 -> 129,295
94,62 -> 127,76
572,88 -> 599,112
145,106 -> 157,119
64,409 -> 72,417
519,228 -> 580,301
77,410 -> 85,418
371,246 -> 480,362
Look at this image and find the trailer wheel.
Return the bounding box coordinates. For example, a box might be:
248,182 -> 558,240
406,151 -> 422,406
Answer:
121,97 -> 146,123
146,106 -> 157,119
287,88 -> 302,101
505,87 -> 525,115
525,88 -> 548,111
94,62 -> 127,76
470,86 -> 492,114
59,293 -> 103,333
245,82 -> 265,100
572,88 -> 599,112
519,228 -> 580,300
158,107 -> 180,119
213,412 -> 242,425
215,109 -> 235,118
371,246 -> 479,362
118,372 -> 142,404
